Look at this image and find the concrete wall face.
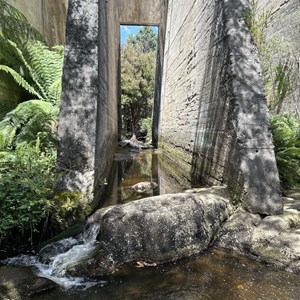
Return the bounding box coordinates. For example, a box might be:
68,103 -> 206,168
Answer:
118,0 -> 163,24
57,0 -> 104,199
58,0 -> 283,214
5,0 -> 68,46
159,0 -> 283,215
57,0 -> 167,203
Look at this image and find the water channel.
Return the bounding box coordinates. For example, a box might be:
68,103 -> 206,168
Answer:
2,149 -> 300,299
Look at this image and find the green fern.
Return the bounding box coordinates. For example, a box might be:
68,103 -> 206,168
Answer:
0,100 -> 58,150
0,0 -> 45,45
0,64 -> 42,98
271,114 -> 300,187
0,40 -> 64,105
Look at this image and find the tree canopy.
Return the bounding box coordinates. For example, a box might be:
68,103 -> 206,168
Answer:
121,26 -> 157,138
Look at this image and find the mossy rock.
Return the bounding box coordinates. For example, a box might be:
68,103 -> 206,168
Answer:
51,191 -> 91,229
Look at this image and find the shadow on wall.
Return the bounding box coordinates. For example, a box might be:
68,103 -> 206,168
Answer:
191,0 -> 232,186
191,0 -> 281,214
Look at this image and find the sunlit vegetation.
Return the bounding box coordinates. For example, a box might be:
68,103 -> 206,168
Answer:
0,1 -> 65,249
245,0 -> 300,188
121,26 -> 157,140
271,114 -> 300,188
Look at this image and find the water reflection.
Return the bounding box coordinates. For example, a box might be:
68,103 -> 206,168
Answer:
102,149 -> 199,207
32,248 -> 300,300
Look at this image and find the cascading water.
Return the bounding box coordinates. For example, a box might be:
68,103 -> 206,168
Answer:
2,224 -> 105,290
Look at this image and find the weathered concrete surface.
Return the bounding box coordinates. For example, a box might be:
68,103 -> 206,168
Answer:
216,191 -> 300,273
67,186 -> 232,276
159,0 -> 282,215
58,0 -> 283,214
5,0 -> 68,46
57,0 -> 104,200
57,0 -> 167,203
118,0 -> 165,25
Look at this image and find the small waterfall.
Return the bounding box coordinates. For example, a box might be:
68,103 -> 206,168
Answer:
2,224 -> 105,290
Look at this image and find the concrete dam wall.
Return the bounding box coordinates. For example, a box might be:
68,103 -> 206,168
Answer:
57,0 -> 285,215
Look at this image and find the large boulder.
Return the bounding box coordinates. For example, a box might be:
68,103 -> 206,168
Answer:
68,186 -> 232,276
216,193 -> 300,273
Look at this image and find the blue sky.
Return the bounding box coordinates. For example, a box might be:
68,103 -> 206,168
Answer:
120,25 -> 158,44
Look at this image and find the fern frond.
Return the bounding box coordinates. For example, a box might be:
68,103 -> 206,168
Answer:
20,42 -> 64,104
0,100 -> 56,150
271,113 -> 300,187
0,65 -> 41,98
0,0 -> 45,44
5,40 -> 49,99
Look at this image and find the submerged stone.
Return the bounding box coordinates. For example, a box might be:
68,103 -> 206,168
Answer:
131,181 -> 158,192
68,186 -> 232,276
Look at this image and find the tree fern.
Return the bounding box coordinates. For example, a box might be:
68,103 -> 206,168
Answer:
0,100 -> 57,150
271,114 -> 300,187
0,64 -> 42,98
0,40 -> 64,105
0,0 -> 45,45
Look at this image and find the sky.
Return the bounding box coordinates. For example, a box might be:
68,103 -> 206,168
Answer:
120,25 -> 158,44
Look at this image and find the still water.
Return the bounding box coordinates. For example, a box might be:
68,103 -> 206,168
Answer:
4,149 -> 300,299
101,148 -> 197,207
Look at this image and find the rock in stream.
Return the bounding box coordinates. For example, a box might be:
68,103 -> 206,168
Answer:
67,186 -> 233,277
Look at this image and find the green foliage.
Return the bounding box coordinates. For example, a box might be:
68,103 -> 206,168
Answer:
0,100 -> 58,150
0,40 -> 64,105
244,0 -> 272,53
271,114 -> 300,187
0,0 -> 45,45
121,27 -> 157,137
0,1 -> 69,250
244,1 -> 295,112
51,192 -> 90,229
127,26 -> 158,53
141,117 -> 152,137
0,138 -> 57,244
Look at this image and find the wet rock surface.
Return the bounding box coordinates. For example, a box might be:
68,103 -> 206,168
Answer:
0,266 -> 57,299
216,189 -> 300,273
131,181 -> 158,192
68,186 -> 233,276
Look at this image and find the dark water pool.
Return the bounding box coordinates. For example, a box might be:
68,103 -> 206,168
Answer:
101,148 -> 199,207
32,247 -> 300,300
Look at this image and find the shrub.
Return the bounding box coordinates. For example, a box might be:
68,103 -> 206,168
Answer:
0,138 -> 57,244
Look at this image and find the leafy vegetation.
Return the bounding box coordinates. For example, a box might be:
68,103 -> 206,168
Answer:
271,114 -> 300,187
0,0 -> 45,45
0,40 -> 64,105
0,0 -> 47,117
0,138 -> 56,245
0,1 -> 67,249
121,27 -> 157,138
244,0 -> 295,112
245,1 -> 300,188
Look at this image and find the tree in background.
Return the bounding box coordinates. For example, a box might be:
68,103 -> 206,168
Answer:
121,27 -> 157,139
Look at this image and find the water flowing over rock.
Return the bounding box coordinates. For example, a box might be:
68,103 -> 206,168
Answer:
68,186 -> 233,276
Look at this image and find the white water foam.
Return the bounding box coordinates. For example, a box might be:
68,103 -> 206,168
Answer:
2,224 -> 105,290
